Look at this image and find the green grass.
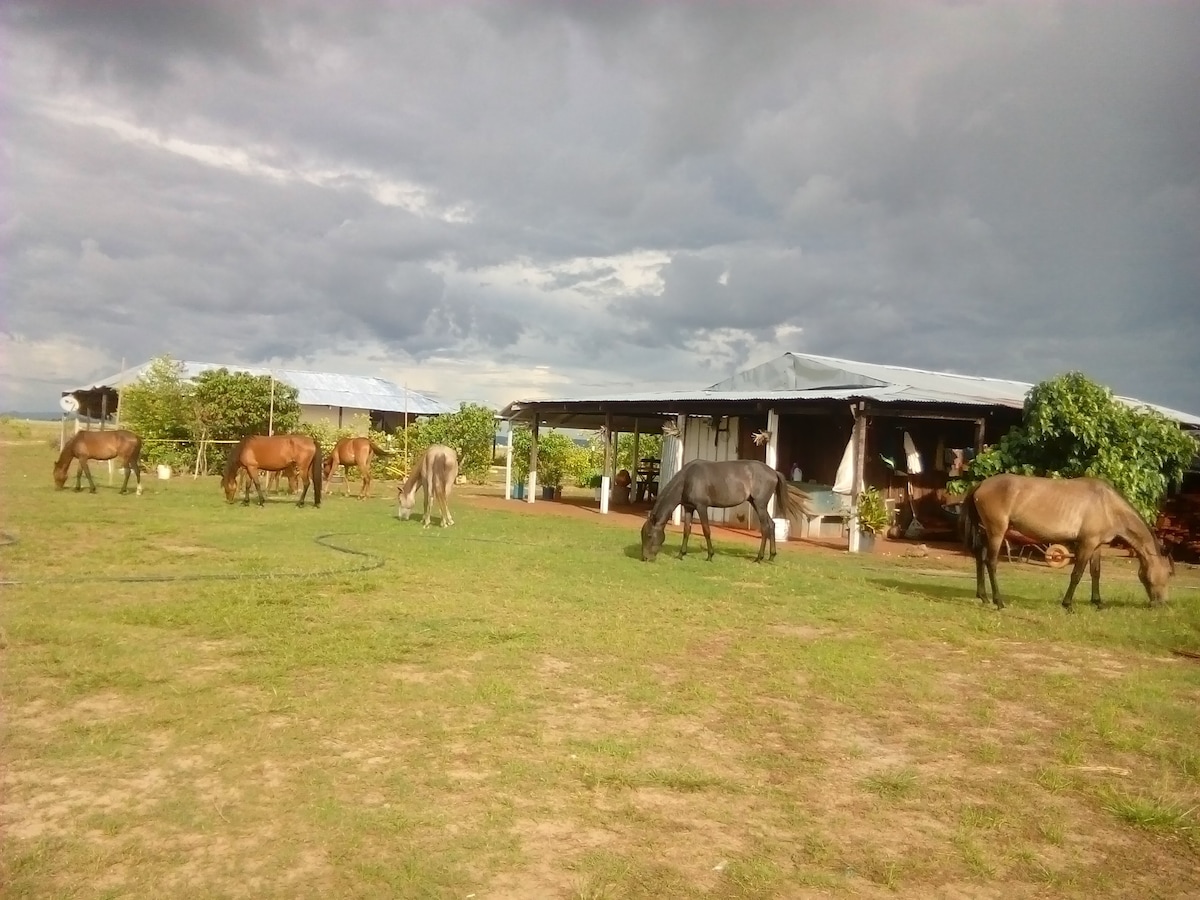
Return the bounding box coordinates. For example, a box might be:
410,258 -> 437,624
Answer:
2,422 -> 1200,897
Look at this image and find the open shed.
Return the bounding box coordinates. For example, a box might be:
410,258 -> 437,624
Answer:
500,352 -> 1200,550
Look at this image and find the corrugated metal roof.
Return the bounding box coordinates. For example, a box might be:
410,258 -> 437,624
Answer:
69,360 -> 454,416
500,351 -> 1200,426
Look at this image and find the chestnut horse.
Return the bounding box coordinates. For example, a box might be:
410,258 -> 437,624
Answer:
323,436 -> 393,499
222,434 -> 322,507
397,444 -> 458,528
54,429 -> 144,495
961,473 -> 1174,611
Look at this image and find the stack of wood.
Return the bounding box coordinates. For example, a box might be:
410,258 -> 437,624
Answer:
1156,492 -> 1200,562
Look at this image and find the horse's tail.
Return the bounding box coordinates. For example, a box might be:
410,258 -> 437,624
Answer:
960,485 -> 984,555
311,443 -> 323,506
128,435 -> 144,472
773,469 -> 791,521
369,441 -> 393,457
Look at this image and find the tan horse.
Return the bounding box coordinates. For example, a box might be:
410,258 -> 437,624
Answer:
398,444 -> 458,528
961,473 -> 1174,611
323,436 -> 393,499
222,434 -> 322,507
54,429 -> 144,495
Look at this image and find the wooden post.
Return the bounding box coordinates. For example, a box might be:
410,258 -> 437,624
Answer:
631,418 -> 641,503
974,416 -> 986,451
600,411 -> 613,514
848,403 -> 868,553
504,425 -> 513,500
528,416 -> 540,503
268,376 -> 276,436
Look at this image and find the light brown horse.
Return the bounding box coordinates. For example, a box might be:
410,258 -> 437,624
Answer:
961,473 -> 1173,611
222,434 -> 322,507
397,444 -> 458,528
323,436 -> 393,499
54,429 -> 144,495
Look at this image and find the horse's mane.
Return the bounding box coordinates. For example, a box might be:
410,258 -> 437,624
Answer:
53,434 -> 78,470
400,448 -> 426,496
646,465 -> 687,525
221,438 -> 247,481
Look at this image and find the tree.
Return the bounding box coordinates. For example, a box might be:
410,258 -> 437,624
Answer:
192,369 -> 300,442
403,403 -> 497,483
118,355 -> 194,467
948,372 -> 1196,521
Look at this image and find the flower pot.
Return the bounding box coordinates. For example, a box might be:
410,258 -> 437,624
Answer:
858,531 -> 876,553
512,482 -> 525,500
542,485 -> 556,501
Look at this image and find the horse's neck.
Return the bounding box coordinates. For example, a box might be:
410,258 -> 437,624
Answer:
1115,506 -> 1160,560
401,467 -> 423,497
651,479 -> 685,524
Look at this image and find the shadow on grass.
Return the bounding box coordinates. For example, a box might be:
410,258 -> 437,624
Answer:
868,576 -> 1154,613
623,541 -> 776,564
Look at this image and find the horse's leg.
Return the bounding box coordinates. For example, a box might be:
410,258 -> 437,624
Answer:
119,454 -> 133,494
678,508 -> 694,558
74,460 -> 84,492
696,507 -> 716,561
422,485 -> 433,529
297,461 -> 311,507
751,499 -> 775,562
984,531 -> 1005,609
81,459 -> 97,493
443,481 -> 454,527
247,466 -> 267,506
974,542 -> 989,603
1061,539 -> 1100,613
1089,549 -> 1104,609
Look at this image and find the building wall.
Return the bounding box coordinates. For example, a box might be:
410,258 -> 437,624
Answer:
680,416 -> 742,524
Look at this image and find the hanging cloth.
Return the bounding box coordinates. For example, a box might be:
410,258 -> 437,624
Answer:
903,431 -> 923,476
833,434 -> 858,495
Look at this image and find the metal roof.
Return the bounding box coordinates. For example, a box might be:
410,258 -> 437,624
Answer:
69,360 -> 454,416
500,351 -> 1200,427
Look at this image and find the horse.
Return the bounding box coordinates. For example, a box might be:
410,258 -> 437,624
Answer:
222,434 -> 322,507
323,436 -> 393,499
53,429 -> 144,495
397,444 -> 458,528
960,473 -> 1174,611
640,459 -> 792,563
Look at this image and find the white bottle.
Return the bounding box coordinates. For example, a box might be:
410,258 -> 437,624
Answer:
790,464 -> 802,482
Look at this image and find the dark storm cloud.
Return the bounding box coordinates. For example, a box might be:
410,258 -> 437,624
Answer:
2,1 -> 1198,413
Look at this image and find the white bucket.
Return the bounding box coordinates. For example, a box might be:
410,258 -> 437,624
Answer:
157,465 -> 172,480
773,517 -> 791,542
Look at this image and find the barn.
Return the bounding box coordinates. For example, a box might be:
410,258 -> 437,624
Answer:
63,360 -> 453,431
500,352 -> 1200,549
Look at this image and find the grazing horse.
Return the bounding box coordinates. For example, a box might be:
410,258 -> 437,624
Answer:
641,459 -> 791,563
961,473 -> 1174,611
222,434 -> 322,508
397,444 -> 458,528
323,436 -> 393,499
54,429 -> 144,495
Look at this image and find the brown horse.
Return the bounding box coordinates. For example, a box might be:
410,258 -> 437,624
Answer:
54,429 -> 144,495
397,444 -> 458,528
222,434 -> 322,507
323,436 -> 393,499
961,473 -> 1174,611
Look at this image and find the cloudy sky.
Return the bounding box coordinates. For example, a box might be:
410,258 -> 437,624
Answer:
3,1 -> 1199,414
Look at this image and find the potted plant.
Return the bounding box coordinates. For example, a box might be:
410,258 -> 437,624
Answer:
855,486 -> 890,552
586,472 -> 604,501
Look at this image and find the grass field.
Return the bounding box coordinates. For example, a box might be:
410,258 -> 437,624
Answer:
3,420 -> 1199,899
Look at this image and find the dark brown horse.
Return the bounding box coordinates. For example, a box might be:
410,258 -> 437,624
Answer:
961,473 -> 1173,611
397,444 -> 458,528
323,436 -> 393,499
222,434 -> 322,507
641,459 -> 791,563
54,429 -> 144,495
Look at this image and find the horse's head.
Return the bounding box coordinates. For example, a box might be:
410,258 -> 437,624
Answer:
640,516 -> 665,561
220,472 -> 238,503
1138,552 -> 1173,606
52,462 -> 69,489
397,484 -> 415,520
322,454 -> 335,480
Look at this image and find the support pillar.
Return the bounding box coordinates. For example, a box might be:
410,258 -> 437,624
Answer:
671,414 -> 686,527
600,411 -> 613,514
631,418 -> 641,503
765,408 -> 779,517
504,425 -> 513,500
848,403 -> 868,553
527,418 -> 539,503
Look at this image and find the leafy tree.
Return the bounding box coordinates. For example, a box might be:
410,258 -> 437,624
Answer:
948,372 -> 1196,521
581,431 -> 663,483
536,431 -> 591,489
400,403 -> 497,483
192,369 -> 300,442
510,424 -> 532,485
118,355 -> 195,468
